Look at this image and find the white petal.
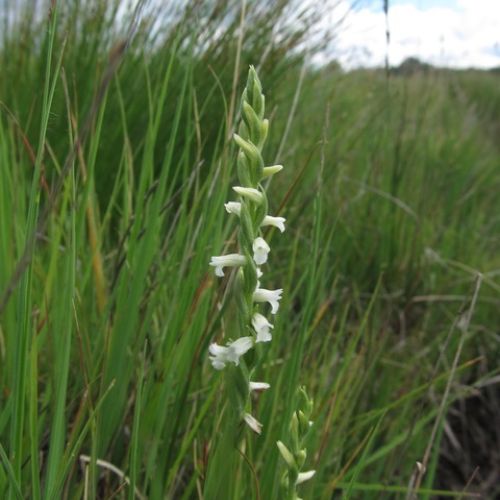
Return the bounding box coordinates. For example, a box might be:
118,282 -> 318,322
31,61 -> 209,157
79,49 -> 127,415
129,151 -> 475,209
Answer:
209,254 -> 246,277
209,254 -> 246,266
252,313 -> 273,343
209,343 -> 229,370
230,336 -> 254,355
211,359 -> 226,370
249,381 -> 270,391
262,215 -> 286,233
252,237 -> 270,265
209,337 -> 254,370
209,343 -> 228,356
253,288 -> 283,314
256,330 -> 272,343
226,336 -> 254,365
296,470 -> 316,484
243,413 -> 262,434
224,201 -> 241,215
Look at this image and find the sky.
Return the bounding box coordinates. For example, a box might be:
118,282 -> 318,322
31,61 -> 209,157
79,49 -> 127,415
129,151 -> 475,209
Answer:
64,0 -> 500,71
321,0 -> 500,69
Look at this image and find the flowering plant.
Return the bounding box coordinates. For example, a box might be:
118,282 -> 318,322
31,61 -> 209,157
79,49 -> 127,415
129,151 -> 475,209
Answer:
208,65 -> 285,434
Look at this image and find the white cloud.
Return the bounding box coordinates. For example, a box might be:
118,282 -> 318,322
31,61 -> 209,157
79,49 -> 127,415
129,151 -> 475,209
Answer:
323,0 -> 500,69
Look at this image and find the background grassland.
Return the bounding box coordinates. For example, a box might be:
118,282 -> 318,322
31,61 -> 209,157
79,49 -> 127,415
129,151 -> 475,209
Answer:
0,0 -> 499,498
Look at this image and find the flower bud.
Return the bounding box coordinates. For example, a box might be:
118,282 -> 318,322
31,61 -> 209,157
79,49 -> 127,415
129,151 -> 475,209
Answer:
296,470 -> 316,485
291,412 -> 300,450
242,101 -> 263,146
259,119 -> 269,147
233,134 -> 262,166
237,151 -> 252,186
244,413 -> 263,434
233,186 -> 264,204
296,449 -> 307,468
262,165 -> 283,178
277,441 -> 296,470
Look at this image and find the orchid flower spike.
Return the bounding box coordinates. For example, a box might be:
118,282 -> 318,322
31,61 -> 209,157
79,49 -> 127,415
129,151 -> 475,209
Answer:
207,67 -> 288,453
209,254 -> 246,277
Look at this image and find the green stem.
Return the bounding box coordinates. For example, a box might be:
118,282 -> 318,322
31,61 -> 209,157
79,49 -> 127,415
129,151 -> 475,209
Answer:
204,384 -> 241,499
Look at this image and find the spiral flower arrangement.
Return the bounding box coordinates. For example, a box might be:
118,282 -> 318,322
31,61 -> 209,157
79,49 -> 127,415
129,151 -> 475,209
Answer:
208,65 -> 285,434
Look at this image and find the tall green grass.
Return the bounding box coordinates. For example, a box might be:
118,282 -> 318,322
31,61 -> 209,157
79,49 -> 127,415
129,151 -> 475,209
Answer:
0,0 -> 499,498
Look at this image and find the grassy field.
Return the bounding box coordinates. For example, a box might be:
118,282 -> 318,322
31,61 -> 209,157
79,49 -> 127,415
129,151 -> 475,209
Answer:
0,1 -> 499,498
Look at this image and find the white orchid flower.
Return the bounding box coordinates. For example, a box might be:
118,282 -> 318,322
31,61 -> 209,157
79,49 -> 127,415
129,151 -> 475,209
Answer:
252,237 -> 270,265
262,215 -> 286,233
224,201 -> 241,215
209,253 -> 246,277
208,343 -> 229,370
252,312 -> 273,342
253,287 -> 283,314
224,201 -> 286,233
249,381 -> 270,391
243,413 -> 263,434
208,336 -> 254,370
296,470 -> 316,484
